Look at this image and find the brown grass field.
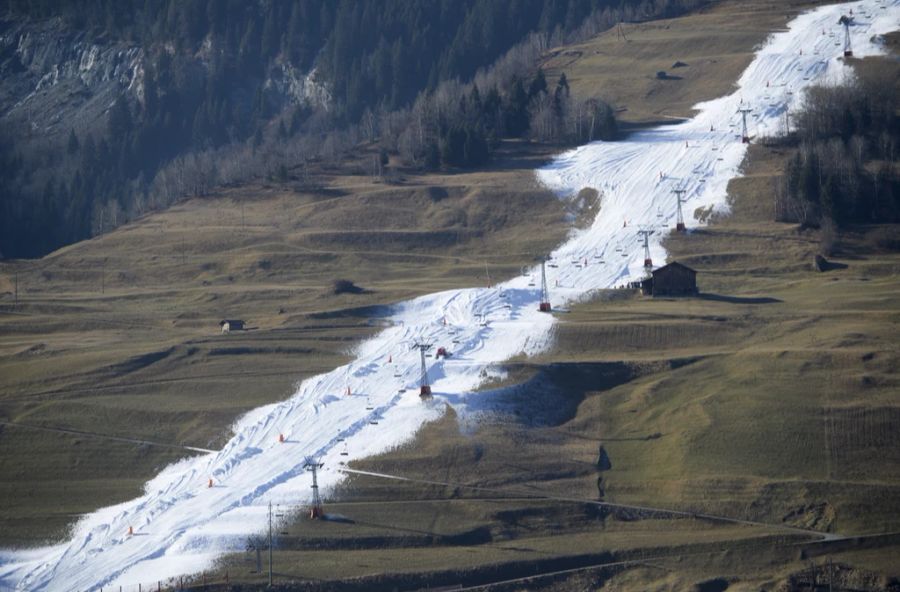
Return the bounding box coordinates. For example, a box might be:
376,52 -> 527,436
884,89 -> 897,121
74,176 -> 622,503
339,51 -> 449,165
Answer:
541,0 -> 821,125
1,0 -> 899,590
0,143 -> 569,546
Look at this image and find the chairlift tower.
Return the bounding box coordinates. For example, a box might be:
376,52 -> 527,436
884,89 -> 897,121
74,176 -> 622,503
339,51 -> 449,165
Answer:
412,342 -> 433,399
738,107 -> 752,143
839,15 -> 853,57
673,188 -> 687,232
538,258 -> 551,312
304,457 -> 324,519
638,229 -> 654,270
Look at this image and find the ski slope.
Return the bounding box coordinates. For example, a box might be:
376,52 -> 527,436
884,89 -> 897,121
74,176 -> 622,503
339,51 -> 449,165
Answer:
2,2 -> 898,590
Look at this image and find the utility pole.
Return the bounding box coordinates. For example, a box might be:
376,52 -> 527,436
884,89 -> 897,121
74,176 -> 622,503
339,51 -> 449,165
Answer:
673,189 -> 687,232
14,270 -> 18,309
738,107 -> 752,143
181,236 -> 186,265
101,259 -> 106,294
268,502 -> 273,587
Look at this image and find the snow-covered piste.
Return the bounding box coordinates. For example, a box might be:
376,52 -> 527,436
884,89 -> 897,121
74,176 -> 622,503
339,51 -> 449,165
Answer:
2,2 -> 898,590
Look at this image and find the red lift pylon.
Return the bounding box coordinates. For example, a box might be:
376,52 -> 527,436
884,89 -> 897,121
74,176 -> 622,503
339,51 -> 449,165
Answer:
304,457 -> 324,519
638,229 -> 654,270
538,258 -> 551,312
839,15 -> 853,57
738,107 -> 752,143
673,188 -> 687,232
412,342 -> 433,399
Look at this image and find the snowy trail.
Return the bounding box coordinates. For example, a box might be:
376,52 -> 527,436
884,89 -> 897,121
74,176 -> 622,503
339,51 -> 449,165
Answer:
2,2 -> 898,590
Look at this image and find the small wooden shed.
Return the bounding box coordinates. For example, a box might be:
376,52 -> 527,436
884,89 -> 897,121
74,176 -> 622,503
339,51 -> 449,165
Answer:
220,319 -> 245,333
641,262 -> 697,297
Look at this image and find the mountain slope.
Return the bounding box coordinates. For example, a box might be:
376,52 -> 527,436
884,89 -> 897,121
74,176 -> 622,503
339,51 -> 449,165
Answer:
2,1 -> 897,590
1,0 -> 700,260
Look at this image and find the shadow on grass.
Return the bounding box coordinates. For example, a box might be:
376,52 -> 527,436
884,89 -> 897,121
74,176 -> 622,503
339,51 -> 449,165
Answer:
698,293 -> 782,304
819,260 -> 849,271
601,432 -> 663,442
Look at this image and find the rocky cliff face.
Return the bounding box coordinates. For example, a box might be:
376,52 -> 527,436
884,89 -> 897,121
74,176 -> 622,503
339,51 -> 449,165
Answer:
0,16 -> 329,147
265,63 -> 331,112
0,14 -> 334,259
0,18 -> 144,141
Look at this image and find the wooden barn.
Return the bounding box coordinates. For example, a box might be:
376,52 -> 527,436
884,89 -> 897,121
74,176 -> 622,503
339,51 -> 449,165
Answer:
641,262 -> 697,297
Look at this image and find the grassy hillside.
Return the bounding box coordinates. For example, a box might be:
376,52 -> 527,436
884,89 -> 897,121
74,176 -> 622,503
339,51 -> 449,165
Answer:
541,0 -> 820,125
207,146 -> 900,591
1,0 -> 897,589
204,47 -> 899,592
0,142 -> 568,546
212,190 -> 898,589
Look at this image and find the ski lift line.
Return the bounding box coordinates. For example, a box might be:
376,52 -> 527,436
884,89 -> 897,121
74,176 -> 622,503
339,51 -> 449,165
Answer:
449,552 -> 769,592
0,420 -> 216,454
337,467 -> 840,540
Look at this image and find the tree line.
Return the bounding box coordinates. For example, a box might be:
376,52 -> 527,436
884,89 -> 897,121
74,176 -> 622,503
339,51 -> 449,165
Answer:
5,0 -> 703,120
777,63 -> 899,229
0,0 -> 707,259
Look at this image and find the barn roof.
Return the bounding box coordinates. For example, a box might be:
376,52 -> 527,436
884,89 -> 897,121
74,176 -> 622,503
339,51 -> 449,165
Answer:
652,261 -> 696,276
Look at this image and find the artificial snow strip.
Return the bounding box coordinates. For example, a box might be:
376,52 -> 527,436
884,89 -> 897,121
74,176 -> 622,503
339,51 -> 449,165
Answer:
1,1 -> 898,590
